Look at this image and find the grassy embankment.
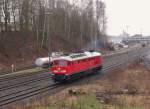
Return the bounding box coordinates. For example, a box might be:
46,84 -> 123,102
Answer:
11,62 -> 150,109
15,67 -> 46,74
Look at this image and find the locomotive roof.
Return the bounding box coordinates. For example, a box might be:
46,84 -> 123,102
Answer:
52,51 -> 101,61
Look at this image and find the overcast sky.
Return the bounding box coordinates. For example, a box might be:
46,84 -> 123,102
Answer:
102,0 -> 150,36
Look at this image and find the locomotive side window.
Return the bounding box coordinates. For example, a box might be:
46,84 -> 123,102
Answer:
53,60 -> 68,66
53,61 -> 59,65
59,60 -> 67,66
68,62 -> 72,66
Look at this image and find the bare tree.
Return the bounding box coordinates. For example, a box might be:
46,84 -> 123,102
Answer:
3,0 -> 11,32
0,0 -> 107,52
11,0 -> 19,31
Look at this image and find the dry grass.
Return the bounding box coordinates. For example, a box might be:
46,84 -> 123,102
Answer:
9,62 -> 150,109
15,67 -> 45,74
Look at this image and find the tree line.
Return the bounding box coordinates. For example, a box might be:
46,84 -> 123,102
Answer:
0,0 -> 107,51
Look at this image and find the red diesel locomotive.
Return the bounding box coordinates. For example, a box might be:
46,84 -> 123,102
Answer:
51,51 -> 103,82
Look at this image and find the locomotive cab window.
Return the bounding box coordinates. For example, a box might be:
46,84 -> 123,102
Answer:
53,61 -> 59,65
68,62 -> 72,66
53,60 -> 68,66
58,60 -> 67,66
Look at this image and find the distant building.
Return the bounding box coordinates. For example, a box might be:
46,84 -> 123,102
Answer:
122,34 -> 150,44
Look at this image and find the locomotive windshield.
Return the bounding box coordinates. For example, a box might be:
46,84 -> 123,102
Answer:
54,60 -> 68,66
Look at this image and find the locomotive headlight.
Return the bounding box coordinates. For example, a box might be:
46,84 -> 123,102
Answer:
53,69 -> 66,73
61,70 -> 66,73
53,70 -> 58,73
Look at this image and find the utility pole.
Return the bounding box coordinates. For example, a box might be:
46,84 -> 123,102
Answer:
126,25 -> 130,35
45,9 -> 53,69
140,28 -> 143,36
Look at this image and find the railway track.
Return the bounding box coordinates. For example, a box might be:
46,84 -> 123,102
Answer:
0,50 -> 130,88
0,61 -> 128,107
0,47 -> 141,83
0,69 -> 48,82
0,46 -> 149,108
0,45 -> 138,76
0,45 -> 142,79
0,52 -> 135,91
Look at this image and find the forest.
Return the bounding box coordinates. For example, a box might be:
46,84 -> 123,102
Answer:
0,0 -> 107,67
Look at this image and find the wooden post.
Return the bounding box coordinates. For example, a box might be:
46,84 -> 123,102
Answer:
11,64 -> 14,73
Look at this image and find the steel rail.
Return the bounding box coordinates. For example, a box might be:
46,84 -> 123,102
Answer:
0,52 -> 134,93
0,83 -> 60,106
0,46 -> 149,107
0,53 -> 144,107
0,70 -> 48,82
